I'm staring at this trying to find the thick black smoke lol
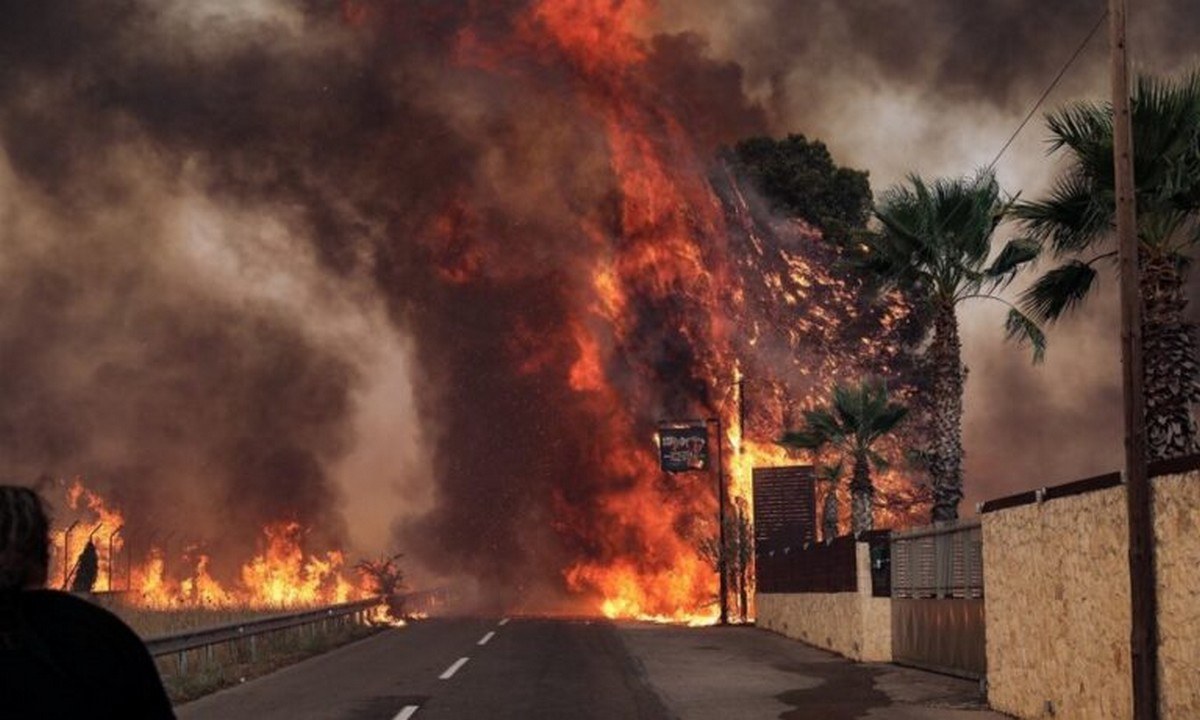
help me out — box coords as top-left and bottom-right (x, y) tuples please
(0, 0), (773, 604)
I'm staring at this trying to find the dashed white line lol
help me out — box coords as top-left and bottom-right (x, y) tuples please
(498, 618), (510, 626)
(477, 631), (495, 646)
(439, 656), (470, 680)
(393, 706), (419, 720)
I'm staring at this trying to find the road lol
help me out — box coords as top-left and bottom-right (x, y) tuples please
(177, 618), (1007, 720)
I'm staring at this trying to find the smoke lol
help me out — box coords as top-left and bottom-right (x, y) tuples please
(0, 0), (436, 576)
(656, 0), (1200, 504)
(6, 0), (1191, 607)
(0, 0), (772, 606)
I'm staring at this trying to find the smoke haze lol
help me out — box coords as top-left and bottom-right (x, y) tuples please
(2, 0), (1197, 605)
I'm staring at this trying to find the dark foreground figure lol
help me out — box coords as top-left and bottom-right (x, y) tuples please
(0, 485), (175, 719)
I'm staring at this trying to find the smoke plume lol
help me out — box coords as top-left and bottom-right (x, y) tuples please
(5, 0), (1195, 609)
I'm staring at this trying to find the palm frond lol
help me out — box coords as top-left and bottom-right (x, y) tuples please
(778, 429), (828, 450)
(1020, 260), (1099, 323)
(984, 238), (1041, 288)
(1004, 308), (1047, 364)
(1013, 171), (1110, 255)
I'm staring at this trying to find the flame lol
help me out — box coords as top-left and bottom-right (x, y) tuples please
(48, 479), (371, 610)
(417, 0), (928, 623)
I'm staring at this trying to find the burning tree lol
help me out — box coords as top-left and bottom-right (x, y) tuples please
(355, 553), (407, 621)
(778, 379), (909, 535)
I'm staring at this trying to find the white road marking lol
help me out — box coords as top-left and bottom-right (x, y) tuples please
(393, 706), (419, 720)
(498, 618), (510, 626)
(477, 631), (495, 646)
(439, 656), (470, 680)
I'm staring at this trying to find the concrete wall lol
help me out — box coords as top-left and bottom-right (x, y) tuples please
(982, 470), (1200, 719)
(756, 543), (891, 662)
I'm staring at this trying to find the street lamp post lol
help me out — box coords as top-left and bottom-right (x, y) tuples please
(706, 417), (729, 625)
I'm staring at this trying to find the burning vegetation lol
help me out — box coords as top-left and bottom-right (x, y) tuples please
(1, 0), (937, 625)
(49, 479), (369, 610)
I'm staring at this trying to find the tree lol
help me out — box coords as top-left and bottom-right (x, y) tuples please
(1015, 70), (1200, 460)
(779, 379), (909, 534)
(729, 134), (873, 248)
(356, 553), (407, 621)
(697, 503), (754, 623)
(867, 170), (1044, 521)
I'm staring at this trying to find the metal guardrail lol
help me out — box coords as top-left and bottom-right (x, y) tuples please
(145, 596), (383, 657)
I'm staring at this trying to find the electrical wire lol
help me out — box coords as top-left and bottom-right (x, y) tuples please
(988, 10), (1109, 170)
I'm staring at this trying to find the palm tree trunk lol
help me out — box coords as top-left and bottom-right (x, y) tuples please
(1141, 253), (1200, 460)
(822, 480), (839, 541)
(929, 303), (965, 521)
(850, 449), (874, 535)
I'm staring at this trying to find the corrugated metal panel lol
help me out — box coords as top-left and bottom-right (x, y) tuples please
(889, 520), (986, 679)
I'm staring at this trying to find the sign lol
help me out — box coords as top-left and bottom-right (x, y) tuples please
(657, 423), (709, 472)
(752, 465), (816, 552)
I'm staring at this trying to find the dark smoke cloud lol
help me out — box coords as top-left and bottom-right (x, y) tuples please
(0, 0), (771, 605)
(9, 0), (1185, 604)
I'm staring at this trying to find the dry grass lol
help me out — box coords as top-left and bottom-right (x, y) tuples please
(83, 595), (386, 704)
(91, 594), (318, 638)
(158, 621), (381, 704)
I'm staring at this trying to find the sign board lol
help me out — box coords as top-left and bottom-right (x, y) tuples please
(752, 465), (816, 552)
(657, 423), (709, 472)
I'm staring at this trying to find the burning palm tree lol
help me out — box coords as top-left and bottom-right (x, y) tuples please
(779, 379), (908, 534)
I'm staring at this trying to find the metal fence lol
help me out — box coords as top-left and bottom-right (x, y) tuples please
(891, 519), (983, 599)
(890, 520), (986, 680)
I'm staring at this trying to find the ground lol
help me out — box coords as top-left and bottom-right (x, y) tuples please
(176, 617), (1007, 720)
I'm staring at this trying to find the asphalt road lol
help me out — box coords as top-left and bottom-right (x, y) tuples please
(177, 618), (1005, 720)
(176, 617), (671, 720)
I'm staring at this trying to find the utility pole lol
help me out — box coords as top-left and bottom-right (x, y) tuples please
(1109, 1), (1159, 717)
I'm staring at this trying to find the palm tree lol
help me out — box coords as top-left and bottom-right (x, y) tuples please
(779, 379), (908, 534)
(1015, 71), (1200, 460)
(867, 169), (1044, 521)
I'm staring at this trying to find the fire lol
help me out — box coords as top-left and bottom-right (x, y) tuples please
(419, 0), (928, 623)
(47, 479), (371, 610)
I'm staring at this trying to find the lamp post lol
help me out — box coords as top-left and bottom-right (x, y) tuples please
(706, 416), (729, 626)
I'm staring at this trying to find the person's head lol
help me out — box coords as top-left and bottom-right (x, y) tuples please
(0, 486), (49, 591)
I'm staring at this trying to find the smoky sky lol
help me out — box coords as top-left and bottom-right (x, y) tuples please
(0, 0), (772, 604)
(659, 0), (1200, 505)
(4, 0), (1196, 603)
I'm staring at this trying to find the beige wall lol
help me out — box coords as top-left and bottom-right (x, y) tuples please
(756, 543), (891, 662)
(983, 470), (1200, 719)
(1154, 472), (1200, 720)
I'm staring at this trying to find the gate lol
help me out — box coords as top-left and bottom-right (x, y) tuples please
(890, 519), (986, 680)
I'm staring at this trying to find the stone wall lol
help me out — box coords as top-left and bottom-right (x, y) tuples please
(756, 543), (891, 662)
(982, 470), (1200, 719)
(1154, 472), (1200, 719)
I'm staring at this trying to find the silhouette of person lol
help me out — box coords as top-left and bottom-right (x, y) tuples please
(0, 485), (176, 719)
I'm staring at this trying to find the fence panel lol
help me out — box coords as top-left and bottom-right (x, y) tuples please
(756, 536), (857, 594)
(890, 520), (986, 679)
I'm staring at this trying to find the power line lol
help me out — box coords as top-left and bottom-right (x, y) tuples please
(988, 10), (1109, 170)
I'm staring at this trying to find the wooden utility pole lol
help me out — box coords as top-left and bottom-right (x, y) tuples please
(1109, 1), (1159, 717)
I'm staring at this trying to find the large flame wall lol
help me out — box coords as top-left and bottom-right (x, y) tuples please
(1, 1), (925, 621)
